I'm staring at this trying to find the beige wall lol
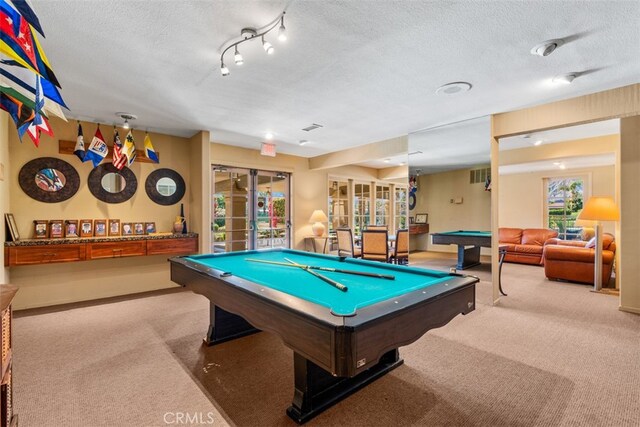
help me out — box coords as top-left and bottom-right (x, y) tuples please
(499, 166), (616, 234)
(412, 166), (491, 252)
(8, 117), (193, 309)
(1, 112), (9, 283)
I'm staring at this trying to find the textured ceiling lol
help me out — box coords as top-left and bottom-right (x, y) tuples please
(33, 0), (640, 159)
(499, 153), (616, 175)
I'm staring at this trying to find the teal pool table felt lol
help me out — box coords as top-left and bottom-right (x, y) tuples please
(185, 250), (452, 316)
(438, 230), (491, 237)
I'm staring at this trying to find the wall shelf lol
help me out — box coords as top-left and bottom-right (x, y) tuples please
(58, 140), (160, 163)
(4, 233), (197, 267)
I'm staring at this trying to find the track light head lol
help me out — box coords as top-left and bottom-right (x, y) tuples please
(221, 62), (230, 76)
(262, 36), (274, 54)
(234, 47), (243, 65)
(278, 17), (287, 42)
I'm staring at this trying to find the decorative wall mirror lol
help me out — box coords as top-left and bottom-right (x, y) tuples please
(145, 168), (185, 205)
(19, 157), (80, 203)
(88, 163), (137, 203)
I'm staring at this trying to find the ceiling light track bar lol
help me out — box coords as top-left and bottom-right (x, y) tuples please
(219, 11), (287, 76)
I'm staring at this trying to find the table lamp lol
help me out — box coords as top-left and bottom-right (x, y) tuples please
(576, 196), (620, 291)
(574, 217), (596, 241)
(309, 210), (329, 237)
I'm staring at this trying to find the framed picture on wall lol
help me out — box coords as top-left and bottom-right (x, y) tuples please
(122, 222), (134, 235)
(80, 219), (93, 237)
(415, 213), (428, 224)
(65, 220), (79, 238)
(33, 220), (48, 239)
(49, 220), (64, 238)
(109, 219), (121, 236)
(145, 222), (156, 234)
(409, 217), (415, 224)
(5, 213), (19, 242)
(133, 222), (145, 235)
(94, 219), (107, 237)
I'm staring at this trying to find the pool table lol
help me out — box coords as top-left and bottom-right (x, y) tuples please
(170, 249), (477, 424)
(431, 230), (492, 270)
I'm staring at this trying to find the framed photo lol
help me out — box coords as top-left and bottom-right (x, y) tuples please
(133, 222), (145, 235)
(409, 216), (415, 224)
(415, 213), (428, 224)
(5, 213), (19, 242)
(65, 220), (79, 238)
(94, 219), (107, 237)
(109, 219), (121, 236)
(80, 219), (93, 237)
(33, 220), (48, 239)
(122, 222), (134, 235)
(145, 222), (156, 234)
(49, 220), (64, 238)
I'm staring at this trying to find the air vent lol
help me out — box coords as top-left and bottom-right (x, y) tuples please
(408, 151), (423, 156)
(470, 167), (491, 184)
(302, 123), (324, 132)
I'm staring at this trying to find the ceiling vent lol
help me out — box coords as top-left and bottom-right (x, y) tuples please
(302, 123), (323, 132)
(470, 167), (491, 184)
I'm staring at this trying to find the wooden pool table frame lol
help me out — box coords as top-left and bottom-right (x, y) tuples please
(431, 231), (492, 270)
(170, 251), (477, 424)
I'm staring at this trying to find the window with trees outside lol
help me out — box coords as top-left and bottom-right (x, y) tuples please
(328, 179), (349, 234)
(354, 183), (371, 235)
(394, 186), (408, 230)
(545, 177), (584, 240)
(375, 184), (390, 226)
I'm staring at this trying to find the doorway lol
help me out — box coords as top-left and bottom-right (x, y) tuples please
(211, 166), (291, 253)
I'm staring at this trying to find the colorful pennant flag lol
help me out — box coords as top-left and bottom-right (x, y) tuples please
(84, 126), (108, 168)
(24, 74), (52, 146)
(74, 122), (85, 161)
(0, 90), (33, 139)
(123, 130), (137, 167)
(0, 1), (60, 87)
(112, 128), (126, 170)
(0, 59), (67, 108)
(143, 132), (159, 163)
(9, 0), (45, 37)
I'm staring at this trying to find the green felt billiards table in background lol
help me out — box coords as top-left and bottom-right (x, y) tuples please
(431, 230), (492, 270)
(170, 248), (478, 424)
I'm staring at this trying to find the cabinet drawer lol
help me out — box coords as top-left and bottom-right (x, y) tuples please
(87, 241), (146, 259)
(147, 237), (198, 256)
(8, 244), (85, 266)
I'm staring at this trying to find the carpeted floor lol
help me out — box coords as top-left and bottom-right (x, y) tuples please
(12, 254), (640, 426)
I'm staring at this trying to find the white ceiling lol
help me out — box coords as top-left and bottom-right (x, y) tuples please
(499, 119), (620, 150)
(33, 0), (640, 159)
(499, 153), (616, 175)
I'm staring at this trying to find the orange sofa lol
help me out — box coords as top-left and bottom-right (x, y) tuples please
(543, 234), (616, 285)
(499, 228), (559, 265)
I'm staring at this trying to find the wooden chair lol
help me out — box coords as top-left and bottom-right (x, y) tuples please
(361, 230), (389, 262)
(366, 225), (388, 231)
(336, 228), (361, 258)
(390, 229), (409, 265)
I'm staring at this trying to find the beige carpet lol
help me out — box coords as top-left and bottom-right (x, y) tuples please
(12, 255), (640, 426)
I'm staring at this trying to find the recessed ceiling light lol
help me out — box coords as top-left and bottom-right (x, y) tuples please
(265, 132), (274, 140)
(399, 162), (406, 166)
(553, 162), (562, 166)
(530, 39), (564, 57)
(534, 140), (543, 146)
(559, 164), (566, 170)
(383, 159), (391, 163)
(435, 82), (472, 95)
(552, 73), (577, 85)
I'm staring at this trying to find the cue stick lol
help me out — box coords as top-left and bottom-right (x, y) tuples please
(244, 258), (395, 280)
(283, 257), (348, 292)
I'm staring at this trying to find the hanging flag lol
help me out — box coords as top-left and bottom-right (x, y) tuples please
(112, 128), (126, 170)
(74, 122), (85, 161)
(9, 0), (45, 37)
(0, 2), (60, 87)
(25, 74), (52, 146)
(0, 59), (67, 108)
(0, 91), (32, 139)
(84, 126), (108, 168)
(123, 130), (137, 167)
(143, 132), (159, 163)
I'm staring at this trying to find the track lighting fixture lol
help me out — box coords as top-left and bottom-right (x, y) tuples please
(116, 113), (137, 129)
(219, 11), (287, 76)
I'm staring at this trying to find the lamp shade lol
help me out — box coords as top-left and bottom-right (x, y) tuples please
(577, 197), (620, 221)
(574, 217), (596, 227)
(309, 210), (328, 223)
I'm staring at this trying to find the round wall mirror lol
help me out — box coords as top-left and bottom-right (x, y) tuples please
(156, 177), (177, 196)
(19, 158), (79, 203)
(35, 168), (67, 192)
(145, 169), (185, 205)
(88, 163), (137, 203)
(101, 173), (127, 194)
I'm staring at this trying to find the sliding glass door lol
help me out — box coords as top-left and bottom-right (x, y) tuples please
(212, 166), (290, 253)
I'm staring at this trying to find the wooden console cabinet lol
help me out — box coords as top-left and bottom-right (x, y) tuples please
(1, 284), (18, 427)
(409, 224), (429, 235)
(4, 234), (198, 267)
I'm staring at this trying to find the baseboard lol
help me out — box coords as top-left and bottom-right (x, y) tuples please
(619, 305), (640, 315)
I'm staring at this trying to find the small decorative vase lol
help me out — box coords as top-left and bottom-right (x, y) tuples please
(173, 216), (183, 233)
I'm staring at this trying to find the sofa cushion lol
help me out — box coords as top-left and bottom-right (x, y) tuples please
(585, 233), (615, 250)
(501, 243), (517, 253)
(522, 229), (559, 246)
(514, 244), (543, 255)
(499, 228), (523, 244)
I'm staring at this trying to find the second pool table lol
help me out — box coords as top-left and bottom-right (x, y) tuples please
(170, 249), (477, 423)
(431, 230), (492, 270)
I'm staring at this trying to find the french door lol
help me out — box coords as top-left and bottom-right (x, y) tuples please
(211, 166), (291, 253)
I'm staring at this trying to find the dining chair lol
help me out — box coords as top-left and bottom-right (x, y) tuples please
(366, 225), (388, 231)
(390, 229), (409, 265)
(336, 228), (361, 258)
(361, 230), (389, 262)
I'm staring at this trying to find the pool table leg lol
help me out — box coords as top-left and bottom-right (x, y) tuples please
(457, 245), (481, 270)
(203, 303), (260, 346)
(287, 349), (403, 424)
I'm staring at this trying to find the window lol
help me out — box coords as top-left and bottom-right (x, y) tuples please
(545, 177), (584, 240)
(328, 179), (349, 233)
(394, 186), (408, 230)
(353, 183), (371, 235)
(375, 184), (390, 226)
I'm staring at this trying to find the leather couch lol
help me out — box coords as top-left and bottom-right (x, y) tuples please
(543, 234), (616, 285)
(499, 228), (559, 265)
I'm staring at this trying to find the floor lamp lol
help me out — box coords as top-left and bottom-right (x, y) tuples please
(576, 197), (620, 292)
